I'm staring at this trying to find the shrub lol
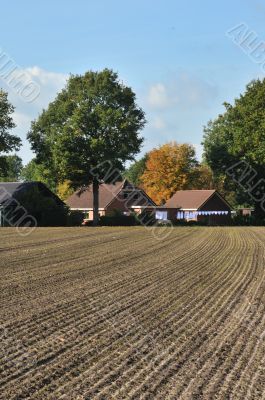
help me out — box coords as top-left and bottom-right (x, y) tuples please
(67, 210), (84, 226)
(231, 214), (265, 226)
(41, 206), (68, 227)
(100, 209), (138, 226)
(173, 219), (208, 226)
(135, 210), (156, 226)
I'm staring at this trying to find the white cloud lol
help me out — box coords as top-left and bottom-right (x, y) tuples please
(8, 66), (68, 111)
(147, 83), (171, 109)
(147, 72), (217, 110)
(0, 66), (69, 163)
(27, 66), (67, 85)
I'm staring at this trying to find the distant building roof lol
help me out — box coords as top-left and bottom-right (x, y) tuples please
(0, 181), (64, 206)
(66, 180), (156, 209)
(165, 189), (230, 210)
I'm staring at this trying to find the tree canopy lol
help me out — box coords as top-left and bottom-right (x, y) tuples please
(202, 78), (265, 213)
(123, 154), (148, 186)
(21, 159), (57, 192)
(27, 69), (146, 224)
(189, 164), (214, 191)
(140, 142), (198, 205)
(0, 90), (21, 175)
(0, 154), (23, 181)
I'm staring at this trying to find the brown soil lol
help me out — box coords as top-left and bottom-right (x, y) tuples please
(0, 227), (264, 399)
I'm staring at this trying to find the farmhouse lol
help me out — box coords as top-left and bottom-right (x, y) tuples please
(0, 181), (65, 227)
(66, 179), (157, 220)
(165, 189), (232, 224)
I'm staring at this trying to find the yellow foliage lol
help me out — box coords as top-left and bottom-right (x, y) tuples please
(140, 142), (198, 205)
(57, 180), (74, 201)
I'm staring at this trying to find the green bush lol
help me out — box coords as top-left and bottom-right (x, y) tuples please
(67, 210), (84, 226)
(173, 219), (208, 226)
(100, 209), (138, 226)
(41, 206), (68, 227)
(231, 214), (265, 226)
(135, 210), (156, 226)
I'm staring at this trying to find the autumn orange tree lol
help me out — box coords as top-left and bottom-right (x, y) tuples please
(140, 142), (212, 204)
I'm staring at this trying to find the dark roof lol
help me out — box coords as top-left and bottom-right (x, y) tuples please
(0, 182), (65, 206)
(165, 190), (226, 210)
(66, 180), (156, 209)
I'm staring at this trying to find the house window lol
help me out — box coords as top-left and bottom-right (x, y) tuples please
(133, 194), (138, 200)
(123, 192), (129, 199)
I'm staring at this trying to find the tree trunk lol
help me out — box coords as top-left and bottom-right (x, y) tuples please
(93, 179), (99, 226)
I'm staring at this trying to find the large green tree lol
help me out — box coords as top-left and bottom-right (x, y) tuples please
(27, 69), (146, 225)
(0, 90), (21, 175)
(203, 79), (265, 214)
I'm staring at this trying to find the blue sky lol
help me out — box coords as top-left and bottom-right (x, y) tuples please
(1, 0), (265, 164)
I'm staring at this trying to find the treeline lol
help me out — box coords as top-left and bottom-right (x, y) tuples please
(129, 78), (265, 214)
(1, 73), (265, 220)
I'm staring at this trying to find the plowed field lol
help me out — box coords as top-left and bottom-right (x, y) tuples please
(0, 227), (265, 399)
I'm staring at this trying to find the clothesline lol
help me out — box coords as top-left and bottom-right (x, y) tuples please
(177, 211), (229, 219)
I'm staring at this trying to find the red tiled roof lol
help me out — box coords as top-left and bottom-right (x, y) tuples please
(66, 180), (156, 209)
(66, 181), (124, 209)
(165, 190), (216, 210)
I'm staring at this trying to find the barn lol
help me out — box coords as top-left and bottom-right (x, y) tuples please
(165, 189), (232, 225)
